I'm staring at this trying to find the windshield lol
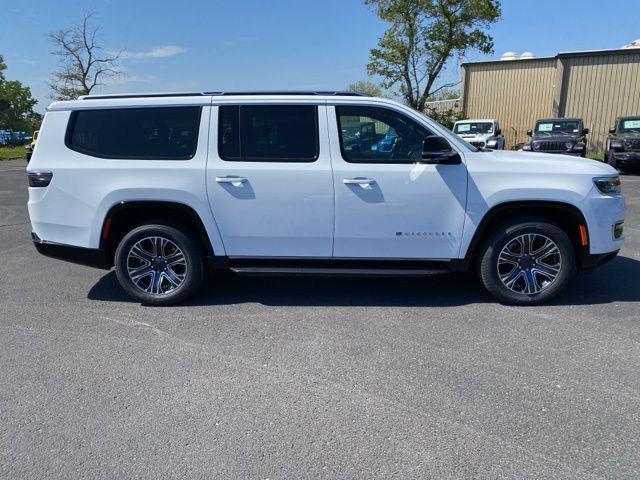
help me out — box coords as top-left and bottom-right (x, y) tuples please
(535, 120), (580, 134)
(620, 119), (640, 133)
(454, 122), (493, 134)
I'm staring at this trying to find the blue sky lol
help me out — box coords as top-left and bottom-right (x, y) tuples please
(1, 0), (639, 112)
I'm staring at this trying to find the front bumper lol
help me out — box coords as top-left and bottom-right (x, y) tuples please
(578, 250), (619, 274)
(534, 151), (584, 156)
(32, 232), (110, 269)
(613, 151), (640, 167)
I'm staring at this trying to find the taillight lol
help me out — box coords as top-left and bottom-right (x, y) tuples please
(28, 171), (53, 187)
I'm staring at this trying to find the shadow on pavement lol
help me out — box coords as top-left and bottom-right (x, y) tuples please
(88, 255), (640, 307)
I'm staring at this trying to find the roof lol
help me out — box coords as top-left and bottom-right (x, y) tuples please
(462, 47), (640, 67)
(536, 118), (582, 122)
(46, 91), (398, 112)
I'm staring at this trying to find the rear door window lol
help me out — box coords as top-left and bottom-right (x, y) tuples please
(218, 105), (318, 162)
(66, 106), (202, 159)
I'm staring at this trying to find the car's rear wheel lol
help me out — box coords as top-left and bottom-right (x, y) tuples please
(115, 223), (204, 305)
(478, 219), (575, 305)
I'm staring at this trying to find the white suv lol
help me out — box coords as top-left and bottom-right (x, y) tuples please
(453, 119), (505, 150)
(27, 91), (625, 305)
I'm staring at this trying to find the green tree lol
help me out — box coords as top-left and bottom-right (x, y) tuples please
(0, 55), (38, 131)
(0, 79), (38, 131)
(347, 80), (384, 97)
(0, 54), (6, 79)
(425, 104), (464, 129)
(48, 12), (124, 100)
(428, 87), (460, 101)
(424, 87), (464, 128)
(365, 0), (500, 111)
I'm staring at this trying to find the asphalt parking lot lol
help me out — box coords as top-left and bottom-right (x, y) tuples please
(1, 160), (640, 479)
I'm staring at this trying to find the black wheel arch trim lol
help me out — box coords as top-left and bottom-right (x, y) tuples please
(464, 200), (591, 267)
(100, 200), (215, 264)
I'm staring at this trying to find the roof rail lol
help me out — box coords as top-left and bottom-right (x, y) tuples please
(79, 92), (206, 100)
(80, 90), (370, 100)
(205, 91), (370, 97)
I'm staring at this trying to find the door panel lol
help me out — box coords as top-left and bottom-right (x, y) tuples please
(206, 104), (334, 257)
(329, 105), (468, 259)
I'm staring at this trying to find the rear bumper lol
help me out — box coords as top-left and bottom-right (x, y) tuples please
(32, 232), (110, 269)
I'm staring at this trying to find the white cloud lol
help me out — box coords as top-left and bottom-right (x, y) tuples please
(123, 46), (186, 59)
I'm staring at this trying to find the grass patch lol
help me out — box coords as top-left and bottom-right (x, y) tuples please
(0, 145), (26, 160)
(586, 151), (604, 161)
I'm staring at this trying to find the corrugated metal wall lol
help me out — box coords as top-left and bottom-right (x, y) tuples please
(462, 58), (557, 147)
(460, 49), (640, 152)
(560, 52), (640, 152)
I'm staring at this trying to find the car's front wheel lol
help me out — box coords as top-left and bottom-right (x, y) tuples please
(478, 219), (576, 305)
(114, 223), (205, 305)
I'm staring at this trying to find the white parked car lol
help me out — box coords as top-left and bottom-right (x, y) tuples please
(453, 119), (505, 150)
(27, 91), (625, 305)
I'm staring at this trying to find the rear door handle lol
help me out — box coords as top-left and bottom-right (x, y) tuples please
(216, 176), (247, 186)
(343, 177), (376, 187)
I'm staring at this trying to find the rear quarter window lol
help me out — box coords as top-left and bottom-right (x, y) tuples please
(65, 106), (202, 160)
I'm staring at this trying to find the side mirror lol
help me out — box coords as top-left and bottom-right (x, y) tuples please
(609, 127), (616, 135)
(422, 136), (461, 164)
(582, 128), (589, 135)
(526, 129), (533, 137)
(495, 128), (502, 135)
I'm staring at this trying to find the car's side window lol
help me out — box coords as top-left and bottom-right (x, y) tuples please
(336, 106), (433, 163)
(66, 107), (202, 160)
(219, 105), (319, 162)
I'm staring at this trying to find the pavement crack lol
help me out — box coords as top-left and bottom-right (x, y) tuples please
(0, 221), (29, 228)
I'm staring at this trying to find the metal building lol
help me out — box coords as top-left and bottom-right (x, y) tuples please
(438, 48), (640, 152)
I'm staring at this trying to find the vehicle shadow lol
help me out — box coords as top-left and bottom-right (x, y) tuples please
(87, 255), (640, 307)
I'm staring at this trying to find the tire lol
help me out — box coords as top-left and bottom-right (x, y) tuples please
(605, 150), (617, 169)
(477, 218), (576, 305)
(114, 223), (205, 305)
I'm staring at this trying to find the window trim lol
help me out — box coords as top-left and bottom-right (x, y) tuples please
(218, 104), (320, 163)
(64, 106), (203, 160)
(335, 105), (435, 165)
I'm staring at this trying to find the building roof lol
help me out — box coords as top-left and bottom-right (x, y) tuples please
(461, 47), (640, 67)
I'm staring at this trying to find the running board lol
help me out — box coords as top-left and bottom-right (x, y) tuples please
(229, 266), (451, 277)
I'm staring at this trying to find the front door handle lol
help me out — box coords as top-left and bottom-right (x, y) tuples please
(216, 176), (247, 187)
(343, 177), (376, 187)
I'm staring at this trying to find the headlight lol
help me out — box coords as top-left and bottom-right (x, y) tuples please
(565, 142), (574, 150)
(486, 140), (498, 148)
(522, 144), (532, 151)
(533, 143), (541, 151)
(610, 139), (623, 150)
(593, 176), (621, 195)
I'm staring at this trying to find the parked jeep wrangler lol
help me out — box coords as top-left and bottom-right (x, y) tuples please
(605, 116), (640, 172)
(523, 118), (588, 157)
(453, 119), (505, 150)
